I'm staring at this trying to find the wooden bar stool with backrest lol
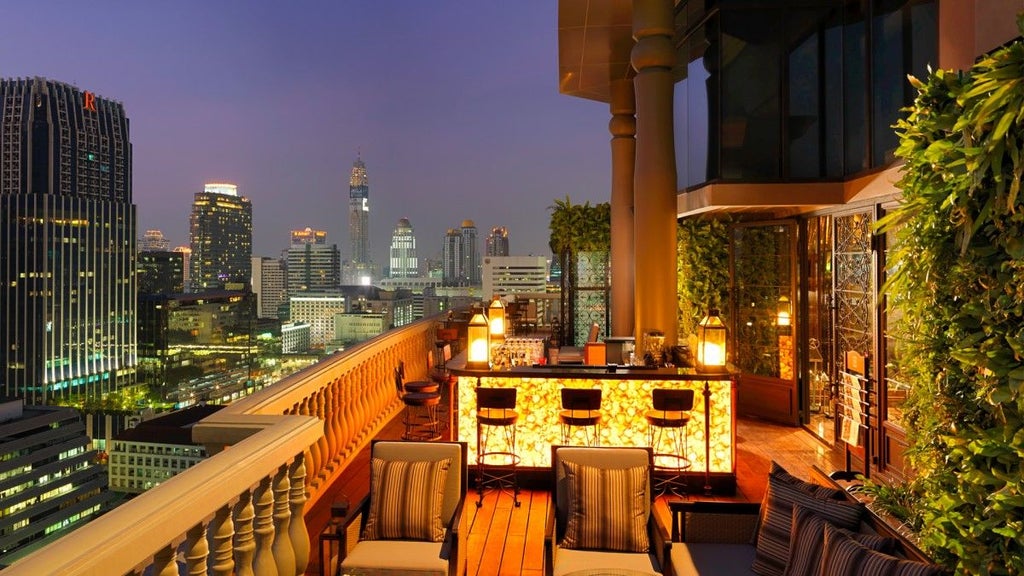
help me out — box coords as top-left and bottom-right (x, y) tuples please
(395, 366), (441, 441)
(474, 387), (521, 508)
(558, 388), (603, 446)
(646, 388), (695, 496)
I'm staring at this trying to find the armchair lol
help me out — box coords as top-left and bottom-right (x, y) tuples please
(335, 440), (468, 576)
(545, 445), (670, 576)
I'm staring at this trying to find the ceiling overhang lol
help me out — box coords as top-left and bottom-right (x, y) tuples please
(677, 165), (906, 219)
(558, 0), (635, 103)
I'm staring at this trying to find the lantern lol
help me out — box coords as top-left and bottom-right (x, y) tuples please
(776, 295), (792, 327)
(466, 312), (491, 370)
(488, 296), (506, 343)
(697, 308), (727, 373)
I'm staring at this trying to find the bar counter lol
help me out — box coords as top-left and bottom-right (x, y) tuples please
(449, 359), (738, 492)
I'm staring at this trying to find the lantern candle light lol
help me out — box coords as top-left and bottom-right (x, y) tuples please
(466, 311), (491, 370)
(697, 308), (727, 373)
(488, 296), (506, 343)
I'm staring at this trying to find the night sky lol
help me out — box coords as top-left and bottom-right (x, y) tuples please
(2, 1), (612, 264)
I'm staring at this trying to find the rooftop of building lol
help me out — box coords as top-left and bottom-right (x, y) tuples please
(114, 405), (224, 445)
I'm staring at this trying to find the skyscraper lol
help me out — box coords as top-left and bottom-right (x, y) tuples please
(348, 155), (370, 266)
(460, 219), (480, 285)
(0, 77), (136, 403)
(388, 217), (418, 279)
(188, 183), (252, 292)
(442, 228), (463, 286)
(486, 226), (510, 256)
(287, 228), (340, 293)
(140, 229), (170, 251)
(251, 256), (287, 319)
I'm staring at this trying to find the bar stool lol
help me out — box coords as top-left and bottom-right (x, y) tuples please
(646, 388), (694, 496)
(558, 388), (603, 446)
(395, 367), (441, 441)
(397, 360), (439, 394)
(475, 387), (520, 507)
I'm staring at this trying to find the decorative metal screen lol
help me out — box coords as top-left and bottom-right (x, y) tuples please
(559, 251), (609, 347)
(833, 211), (873, 371)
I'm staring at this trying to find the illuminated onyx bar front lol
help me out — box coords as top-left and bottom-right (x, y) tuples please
(452, 365), (736, 480)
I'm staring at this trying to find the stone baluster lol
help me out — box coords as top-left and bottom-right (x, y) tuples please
(233, 490), (256, 576)
(185, 523), (209, 575)
(332, 377), (350, 461)
(323, 386), (338, 468)
(304, 394), (323, 485)
(252, 476), (276, 576)
(288, 455), (311, 574)
(271, 465), (296, 576)
(153, 544), (179, 576)
(208, 503), (235, 576)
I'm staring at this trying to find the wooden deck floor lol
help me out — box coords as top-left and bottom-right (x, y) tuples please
(306, 414), (845, 576)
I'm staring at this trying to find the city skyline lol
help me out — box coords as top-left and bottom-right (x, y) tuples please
(1, 2), (612, 264)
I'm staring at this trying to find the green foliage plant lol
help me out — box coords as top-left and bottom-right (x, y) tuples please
(878, 15), (1024, 574)
(677, 216), (730, 342)
(548, 195), (611, 255)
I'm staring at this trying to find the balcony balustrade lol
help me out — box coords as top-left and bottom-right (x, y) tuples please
(4, 316), (443, 576)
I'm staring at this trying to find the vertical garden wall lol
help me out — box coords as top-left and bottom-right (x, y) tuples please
(880, 18), (1024, 575)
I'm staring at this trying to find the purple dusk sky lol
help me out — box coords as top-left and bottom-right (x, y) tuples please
(2, 2), (613, 264)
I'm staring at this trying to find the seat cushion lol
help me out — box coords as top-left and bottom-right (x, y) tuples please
(671, 542), (757, 576)
(340, 539), (447, 575)
(751, 462), (863, 576)
(560, 460), (649, 552)
(553, 547), (661, 576)
(363, 457), (451, 542)
(820, 524), (944, 576)
(783, 504), (897, 576)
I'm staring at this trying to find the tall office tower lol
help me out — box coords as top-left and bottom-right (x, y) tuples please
(138, 251), (185, 295)
(388, 217), (418, 279)
(0, 78), (136, 404)
(140, 229), (170, 251)
(251, 256), (287, 319)
(486, 226), (510, 256)
(348, 155), (370, 266)
(188, 183), (252, 292)
(287, 237), (340, 294)
(173, 246), (192, 292)
(442, 228), (463, 286)
(460, 220), (481, 285)
(291, 226), (327, 245)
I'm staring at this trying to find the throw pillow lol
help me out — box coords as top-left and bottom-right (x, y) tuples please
(751, 463), (864, 576)
(820, 523), (943, 576)
(784, 504), (897, 576)
(362, 456), (451, 542)
(560, 460), (650, 552)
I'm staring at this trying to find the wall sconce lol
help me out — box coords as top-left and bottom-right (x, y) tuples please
(488, 295), (506, 343)
(466, 311), (491, 370)
(697, 308), (727, 373)
(776, 295), (792, 327)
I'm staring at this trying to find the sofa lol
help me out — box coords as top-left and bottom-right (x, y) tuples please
(668, 463), (944, 576)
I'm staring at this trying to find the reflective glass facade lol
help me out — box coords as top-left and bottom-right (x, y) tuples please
(673, 0), (936, 188)
(0, 78), (136, 403)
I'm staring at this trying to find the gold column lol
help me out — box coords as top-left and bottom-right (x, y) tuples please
(609, 78), (636, 337)
(631, 0), (678, 346)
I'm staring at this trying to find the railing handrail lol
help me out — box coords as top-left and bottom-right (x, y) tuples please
(5, 415), (321, 576)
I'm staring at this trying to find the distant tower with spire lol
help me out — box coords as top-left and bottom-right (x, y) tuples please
(348, 154), (370, 267)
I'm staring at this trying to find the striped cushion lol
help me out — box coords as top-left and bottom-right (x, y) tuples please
(363, 457), (451, 542)
(751, 463), (864, 576)
(783, 504), (896, 576)
(560, 461), (650, 552)
(821, 523), (943, 576)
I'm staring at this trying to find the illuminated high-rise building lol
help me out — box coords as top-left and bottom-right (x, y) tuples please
(460, 220), (480, 285)
(140, 229), (170, 251)
(291, 226), (327, 245)
(188, 183), (252, 292)
(0, 77), (136, 403)
(348, 155), (370, 266)
(388, 217), (418, 279)
(442, 228), (463, 286)
(486, 226), (510, 256)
